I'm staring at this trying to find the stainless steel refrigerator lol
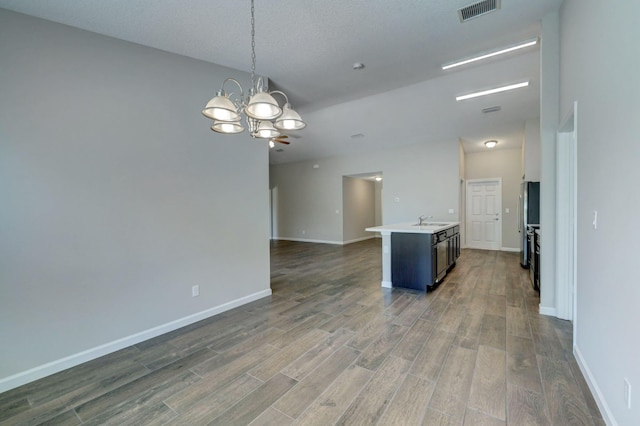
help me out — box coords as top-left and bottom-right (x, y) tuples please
(519, 181), (540, 267)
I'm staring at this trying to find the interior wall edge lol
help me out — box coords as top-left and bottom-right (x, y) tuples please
(0, 289), (272, 394)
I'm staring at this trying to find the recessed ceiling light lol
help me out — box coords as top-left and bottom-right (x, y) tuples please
(484, 140), (498, 148)
(456, 81), (529, 101)
(442, 38), (538, 70)
(353, 62), (365, 70)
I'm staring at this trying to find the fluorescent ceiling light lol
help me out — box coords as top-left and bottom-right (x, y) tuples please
(456, 81), (529, 101)
(442, 38), (538, 70)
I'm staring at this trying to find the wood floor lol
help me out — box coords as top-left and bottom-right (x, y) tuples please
(0, 239), (603, 425)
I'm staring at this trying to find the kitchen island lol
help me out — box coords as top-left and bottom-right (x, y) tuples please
(366, 222), (460, 291)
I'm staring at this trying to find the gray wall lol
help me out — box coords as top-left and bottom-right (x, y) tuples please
(464, 149), (522, 250)
(342, 177), (375, 243)
(374, 180), (383, 227)
(0, 9), (270, 389)
(270, 141), (460, 243)
(539, 10), (560, 314)
(559, 1), (640, 424)
(523, 117), (541, 181)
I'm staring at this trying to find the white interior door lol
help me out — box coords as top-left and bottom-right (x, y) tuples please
(466, 179), (502, 250)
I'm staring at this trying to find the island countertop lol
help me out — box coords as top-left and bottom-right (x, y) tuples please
(366, 221), (460, 234)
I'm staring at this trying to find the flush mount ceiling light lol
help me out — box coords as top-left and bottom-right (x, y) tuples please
(442, 38), (537, 70)
(456, 81), (529, 101)
(375, 176), (383, 181)
(484, 140), (498, 148)
(202, 0), (306, 140)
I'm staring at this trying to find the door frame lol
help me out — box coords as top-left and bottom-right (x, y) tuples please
(465, 178), (503, 250)
(556, 102), (578, 328)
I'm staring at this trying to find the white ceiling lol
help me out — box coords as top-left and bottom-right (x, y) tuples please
(0, 0), (563, 163)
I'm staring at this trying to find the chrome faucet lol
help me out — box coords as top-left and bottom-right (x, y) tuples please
(418, 215), (433, 226)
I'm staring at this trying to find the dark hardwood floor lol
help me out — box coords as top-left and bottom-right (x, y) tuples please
(0, 238), (603, 425)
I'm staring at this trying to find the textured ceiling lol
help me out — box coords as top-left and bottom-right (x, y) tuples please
(0, 0), (563, 162)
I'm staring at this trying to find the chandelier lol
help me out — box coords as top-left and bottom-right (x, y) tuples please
(202, 0), (306, 139)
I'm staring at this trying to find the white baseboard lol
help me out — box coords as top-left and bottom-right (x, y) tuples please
(0, 289), (272, 393)
(501, 247), (520, 252)
(342, 236), (375, 245)
(381, 281), (392, 288)
(574, 345), (616, 425)
(274, 236), (375, 246)
(272, 237), (343, 245)
(538, 304), (557, 316)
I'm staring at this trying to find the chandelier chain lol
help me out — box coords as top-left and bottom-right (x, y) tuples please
(250, 0), (256, 91)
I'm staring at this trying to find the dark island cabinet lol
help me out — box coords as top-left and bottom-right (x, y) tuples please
(391, 225), (460, 292)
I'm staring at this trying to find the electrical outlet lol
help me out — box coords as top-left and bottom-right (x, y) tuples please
(192, 285), (199, 297)
(625, 378), (631, 409)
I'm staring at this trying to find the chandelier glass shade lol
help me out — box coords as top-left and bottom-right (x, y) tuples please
(202, 0), (306, 139)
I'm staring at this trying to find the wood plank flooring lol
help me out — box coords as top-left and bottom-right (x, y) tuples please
(0, 239), (604, 425)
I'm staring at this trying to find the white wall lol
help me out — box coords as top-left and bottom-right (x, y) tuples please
(342, 177), (375, 243)
(464, 149), (522, 250)
(0, 10), (270, 391)
(559, 1), (640, 424)
(270, 140), (460, 243)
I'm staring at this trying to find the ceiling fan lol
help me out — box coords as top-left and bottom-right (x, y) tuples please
(269, 135), (290, 148)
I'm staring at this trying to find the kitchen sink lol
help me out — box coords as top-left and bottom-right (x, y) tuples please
(413, 222), (448, 226)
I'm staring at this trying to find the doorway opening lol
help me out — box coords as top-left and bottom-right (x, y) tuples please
(342, 172), (382, 244)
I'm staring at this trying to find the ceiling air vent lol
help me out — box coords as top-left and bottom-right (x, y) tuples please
(458, 0), (501, 23)
(482, 105), (502, 113)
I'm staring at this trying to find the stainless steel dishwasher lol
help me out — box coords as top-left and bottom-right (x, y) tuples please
(435, 230), (449, 283)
